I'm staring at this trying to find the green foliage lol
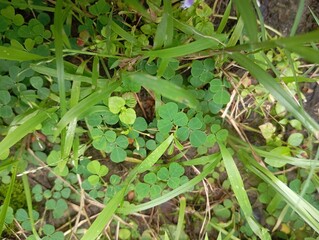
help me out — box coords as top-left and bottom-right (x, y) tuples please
(15, 208), (39, 232)
(135, 162), (188, 200)
(87, 160), (109, 185)
(0, 179), (26, 210)
(41, 225), (64, 240)
(0, 0), (318, 239)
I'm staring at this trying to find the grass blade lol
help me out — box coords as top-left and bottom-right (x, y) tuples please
(153, 0), (173, 49)
(228, 135), (319, 169)
(54, 81), (120, 138)
(22, 174), (40, 238)
(227, 17), (244, 47)
(135, 134), (174, 173)
(226, 29), (319, 52)
(81, 188), (126, 240)
(175, 197), (186, 240)
(123, 0), (149, 20)
(218, 142), (271, 239)
(122, 72), (199, 109)
(111, 21), (137, 44)
(118, 155), (220, 214)
(0, 46), (46, 61)
(232, 0), (258, 42)
(285, 45), (319, 64)
(91, 56), (99, 90)
(240, 152), (319, 234)
(53, 0), (66, 116)
(229, 53), (319, 139)
(81, 134), (174, 240)
(143, 38), (223, 58)
(309, 7), (319, 25)
(0, 108), (56, 156)
(216, 0), (232, 34)
(290, 0), (305, 36)
(0, 163), (17, 236)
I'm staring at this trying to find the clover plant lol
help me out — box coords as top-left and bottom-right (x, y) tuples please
(15, 208), (39, 232)
(135, 162), (188, 200)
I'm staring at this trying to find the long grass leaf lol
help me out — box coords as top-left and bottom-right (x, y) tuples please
(81, 187), (126, 240)
(92, 56), (99, 90)
(240, 152), (319, 234)
(111, 21), (137, 44)
(227, 17), (244, 47)
(219, 142), (271, 239)
(226, 29), (319, 52)
(175, 197), (186, 240)
(0, 46), (46, 61)
(216, 0), (232, 34)
(253, 0), (267, 41)
(285, 45), (319, 64)
(173, 17), (227, 42)
(54, 81), (120, 138)
(118, 156), (220, 214)
(82, 134), (174, 240)
(123, 0), (149, 19)
(232, 0), (258, 42)
(229, 53), (319, 139)
(153, 0), (173, 49)
(135, 134), (174, 173)
(0, 163), (17, 236)
(308, 7), (319, 25)
(290, 0), (305, 36)
(0, 108), (56, 156)
(143, 38), (223, 58)
(122, 72), (199, 109)
(22, 174), (40, 238)
(228, 135), (319, 168)
(54, 0), (66, 116)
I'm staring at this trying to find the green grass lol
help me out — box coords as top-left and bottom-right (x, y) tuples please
(0, 0), (318, 239)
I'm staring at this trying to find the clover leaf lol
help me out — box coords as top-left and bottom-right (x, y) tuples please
(109, 96), (136, 125)
(87, 160), (109, 185)
(158, 102), (178, 121)
(109, 96), (125, 114)
(169, 162), (185, 177)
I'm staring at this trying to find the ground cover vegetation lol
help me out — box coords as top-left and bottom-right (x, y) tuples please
(0, 0), (318, 239)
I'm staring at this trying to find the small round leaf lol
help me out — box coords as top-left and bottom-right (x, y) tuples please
(110, 147), (127, 163)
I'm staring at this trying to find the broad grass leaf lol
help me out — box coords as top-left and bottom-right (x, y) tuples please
(123, 73), (199, 109)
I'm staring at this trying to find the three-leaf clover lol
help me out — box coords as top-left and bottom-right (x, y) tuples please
(135, 162), (188, 200)
(87, 160), (109, 185)
(42, 224), (64, 240)
(157, 102), (188, 134)
(108, 96), (136, 125)
(15, 208), (39, 231)
(190, 59), (215, 87)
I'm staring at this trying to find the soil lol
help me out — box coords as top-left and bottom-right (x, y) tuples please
(260, 0), (319, 35)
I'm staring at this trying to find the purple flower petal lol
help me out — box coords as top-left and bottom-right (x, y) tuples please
(181, 0), (194, 9)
